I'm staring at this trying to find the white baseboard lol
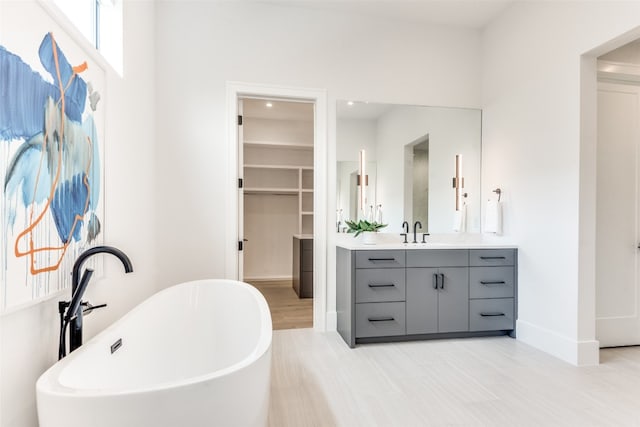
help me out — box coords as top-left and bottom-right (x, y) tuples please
(243, 276), (292, 282)
(516, 319), (600, 366)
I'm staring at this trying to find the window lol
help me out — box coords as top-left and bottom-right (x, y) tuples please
(53, 0), (123, 75)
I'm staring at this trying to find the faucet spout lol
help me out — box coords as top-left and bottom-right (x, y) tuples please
(413, 221), (422, 243)
(60, 246), (133, 358)
(71, 246), (133, 296)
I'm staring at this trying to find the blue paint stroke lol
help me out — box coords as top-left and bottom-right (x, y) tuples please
(37, 34), (86, 122)
(50, 173), (87, 244)
(2, 33), (101, 250)
(0, 33), (86, 141)
(4, 134), (51, 206)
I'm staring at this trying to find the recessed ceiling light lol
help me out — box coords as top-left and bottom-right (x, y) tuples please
(347, 101), (354, 106)
(266, 102), (273, 108)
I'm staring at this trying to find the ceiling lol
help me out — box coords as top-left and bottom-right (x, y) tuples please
(264, 0), (515, 29)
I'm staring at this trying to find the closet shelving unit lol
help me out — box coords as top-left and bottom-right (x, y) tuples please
(243, 140), (314, 235)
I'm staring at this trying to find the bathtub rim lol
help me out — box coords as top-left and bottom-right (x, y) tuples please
(36, 279), (273, 398)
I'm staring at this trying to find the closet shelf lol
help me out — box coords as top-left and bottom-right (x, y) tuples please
(301, 211), (314, 215)
(244, 164), (313, 170)
(244, 188), (299, 195)
(244, 140), (313, 150)
(301, 189), (314, 193)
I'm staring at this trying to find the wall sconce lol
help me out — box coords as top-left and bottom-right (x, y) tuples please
(452, 154), (465, 211)
(358, 149), (368, 210)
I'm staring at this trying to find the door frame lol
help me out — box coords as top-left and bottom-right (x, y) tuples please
(594, 78), (640, 347)
(579, 27), (640, 365)
(225, 81), (328, 331)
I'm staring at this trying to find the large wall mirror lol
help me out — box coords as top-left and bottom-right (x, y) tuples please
(336, 100), (482, 234)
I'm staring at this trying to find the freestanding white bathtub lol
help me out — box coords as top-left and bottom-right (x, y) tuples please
(36, 279), (272, 427)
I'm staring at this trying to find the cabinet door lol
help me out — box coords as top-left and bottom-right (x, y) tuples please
(406, 268), (438, 335)
(438, 267), (469, 333)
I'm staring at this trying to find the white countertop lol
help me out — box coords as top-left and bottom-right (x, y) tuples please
(335, 233), (517, 250)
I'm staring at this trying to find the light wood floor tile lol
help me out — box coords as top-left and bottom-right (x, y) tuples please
(268, 329), (640, 427)
(249, 280), (312, 330)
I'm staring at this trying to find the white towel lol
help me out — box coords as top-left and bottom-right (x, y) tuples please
(485, 200), (502, 234)
(453, 205), (467, 233)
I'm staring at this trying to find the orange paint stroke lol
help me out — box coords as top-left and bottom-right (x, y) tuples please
(72, 62), (88, 73)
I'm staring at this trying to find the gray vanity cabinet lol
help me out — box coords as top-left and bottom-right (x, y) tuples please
(336, 246), (517, 348)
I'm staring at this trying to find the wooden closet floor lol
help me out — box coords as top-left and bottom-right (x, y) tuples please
(249, 280), (313, 330)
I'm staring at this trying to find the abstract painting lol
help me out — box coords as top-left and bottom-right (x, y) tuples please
(1, 27), (105, 310)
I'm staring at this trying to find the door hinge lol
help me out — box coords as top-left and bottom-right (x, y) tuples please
(238, 240), (243, 251)
(238, 178), (243, 189)
(238, 115), (243, 126)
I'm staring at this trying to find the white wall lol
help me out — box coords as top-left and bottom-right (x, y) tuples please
(482, 1), (640, 365)
(0, 2), (157, 426)
(154, 1), (482, 325)
(243, 117), (314, 145)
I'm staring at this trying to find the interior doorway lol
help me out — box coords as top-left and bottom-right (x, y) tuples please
(595, 40), (640, 347)
(226, 82), (328, 332)
(238, 97), (315, 330)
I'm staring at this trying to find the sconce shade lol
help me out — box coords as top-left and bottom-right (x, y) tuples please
(454, 154), (463, 211)
(359, 149), (367, 209)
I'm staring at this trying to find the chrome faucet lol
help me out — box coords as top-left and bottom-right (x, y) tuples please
(413, 221), (422, 243)
(58, 246), (133, 359)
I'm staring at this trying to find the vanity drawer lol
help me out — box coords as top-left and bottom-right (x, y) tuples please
(469, 298), (514, 331)
(469, 249), (515, 267)
(356, 250), (405, 269)
(406, 250), (468, 268)
(469, 267), (515, 299)
(355, 269), (405, 303)
(355, 302), (406, 338)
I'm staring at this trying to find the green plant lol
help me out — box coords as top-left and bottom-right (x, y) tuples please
(344, 220), (387, 237)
